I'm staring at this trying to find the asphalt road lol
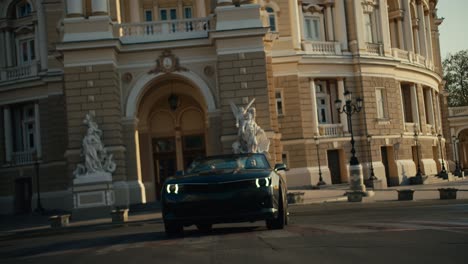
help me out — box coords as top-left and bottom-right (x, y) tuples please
(1, 200), (468, 264)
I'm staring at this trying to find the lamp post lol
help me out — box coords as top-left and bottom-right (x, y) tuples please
(437, 134), (448, 179)
(33, 152), (44, 214)
(314, 136), (326, 186)
(367, 135), (378, 183)
(413, 124), (423, 183)
(335, 90), (366, 192)
(453, 136), (462, 177)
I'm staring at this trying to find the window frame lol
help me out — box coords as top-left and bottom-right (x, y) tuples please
(375, 87), (388, 120)
(16, 35), (36, 65)
(275, 89), (284, 116)
(303, 13), (325, 41)
(16, 1), (32, 18)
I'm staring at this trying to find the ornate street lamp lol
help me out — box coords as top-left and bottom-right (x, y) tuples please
(314, 136), (326, 186)
(453, 136), (462, 177)
(367, 135), (378, 182)
(335, 90), (365, 192)
(437, 134), (448, 179)
(413, 124), (423, 183)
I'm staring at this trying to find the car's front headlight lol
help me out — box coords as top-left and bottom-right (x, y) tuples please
(255, 177), (272, 188)
(166, 184), (179, 194)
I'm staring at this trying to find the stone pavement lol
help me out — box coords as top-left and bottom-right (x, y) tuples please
(1, 178), (468, 240)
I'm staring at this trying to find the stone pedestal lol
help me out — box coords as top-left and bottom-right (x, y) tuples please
(72, 173), (114, 220)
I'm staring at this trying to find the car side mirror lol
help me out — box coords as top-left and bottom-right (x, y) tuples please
(274, 163), (287, 172)
(175, 170), (185, 177)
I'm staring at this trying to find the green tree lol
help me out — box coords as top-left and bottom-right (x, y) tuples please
(443, 50), (468, 106)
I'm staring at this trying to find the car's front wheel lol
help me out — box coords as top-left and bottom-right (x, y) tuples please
(266, 189), (286, 230)
(164, 221), (183, 236)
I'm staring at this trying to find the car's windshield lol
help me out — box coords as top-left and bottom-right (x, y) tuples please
(187, 154), (270, 173)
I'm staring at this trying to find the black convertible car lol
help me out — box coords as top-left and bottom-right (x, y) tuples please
(162, 153), (288, 236)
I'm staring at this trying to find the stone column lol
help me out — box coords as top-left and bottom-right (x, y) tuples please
(130, 0), (141, 22)
(36, 0), (48, 72)
(91, 0), (109, 16)
(397, 18), (405, 49)
(337, 78), (348, 133)
(122, 118), (146, 205)
(289, 0), (301, 50)
(66, 0), (83, 17)
(325, 4), (334, 41)
(411, 84), (420, 127)
(402, 0), (414, 52)
(0, 31), (4, 68)
(426, 89), (435, 126)
(413, 24), (420, 54)
(5, 31), (13, 67)
(177, 0), (183, 20)
(378, 0), (391, 55)
(353, 0), (366, 52)
(3, 106), (12, 163)
(309, 79), (320, 136)
(334, 0), (348, 51)
(34, 103), (42, 158)
(389, 20), (397, 48)
(417, 2), (427, 57)
(196, 0), (206, 17)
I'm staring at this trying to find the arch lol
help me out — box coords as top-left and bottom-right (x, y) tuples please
(126, 71), (216, 119)
(455, 126), (468, 137)
(1, 0), (35, 19)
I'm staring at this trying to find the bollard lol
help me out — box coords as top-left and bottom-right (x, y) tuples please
(397, 189), (415, 201)
(438, 188), (458, 200)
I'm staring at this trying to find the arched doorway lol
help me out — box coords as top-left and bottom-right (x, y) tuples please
(137, 77), (208, 200)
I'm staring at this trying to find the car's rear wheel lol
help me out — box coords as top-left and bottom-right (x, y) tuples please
(164, 221), (183, 236)
(266, 188), (286, 230)
(196, 223), (213, 233)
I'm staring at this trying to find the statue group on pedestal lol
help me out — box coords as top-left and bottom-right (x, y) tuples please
(230, 98), (270, 154)
(73, 113), (116, 178)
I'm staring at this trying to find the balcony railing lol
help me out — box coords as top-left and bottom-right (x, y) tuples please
(366, 42), (383, 56)
(319, 124), (343, 137)
(392, 48), (410, 61)
(302, 41), (342, 55)
(11, 150), (35, 165)
(0, 61), (39, 83)
(114, 17), (212, 43)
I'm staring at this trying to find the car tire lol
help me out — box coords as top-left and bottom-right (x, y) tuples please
(196, 223), (213, 233)
(164, 221), (183, 237)
(266, 188), (286, 230)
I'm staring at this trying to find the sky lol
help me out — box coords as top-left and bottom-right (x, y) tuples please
(437, 0), (468, 59)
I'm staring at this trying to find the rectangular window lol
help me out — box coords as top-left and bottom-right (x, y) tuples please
(10, 104), (37, 152)
(18, 39), (35, 64)
(304, 17), (321, 41)
(401, 85), (413, 123)
(184, 7), (193, 31)
(145, 10), (153, 21)
(375, 88), (387, 119)
(364, 13), (374, 43)
(275, 90), (284, 116)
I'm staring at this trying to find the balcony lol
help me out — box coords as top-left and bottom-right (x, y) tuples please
(319, 124), (343, 137)
(302, 41), (342, 55)
(0, 61), (39, 84)
(11, 150), (35, 166)
(366, 42), (383, 56)
(114, 17), (212, 44)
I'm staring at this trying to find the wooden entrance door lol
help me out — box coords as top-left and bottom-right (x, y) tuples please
(327, 150), (342, 184)
(15, 178), (32, 214)
(153, 137), (177, 200)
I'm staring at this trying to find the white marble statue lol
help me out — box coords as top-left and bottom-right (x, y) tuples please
(230, 99), (270, 154)
(73, 113), (116, 178)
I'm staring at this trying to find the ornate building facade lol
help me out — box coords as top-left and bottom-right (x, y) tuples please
(0, 0), (449, 214)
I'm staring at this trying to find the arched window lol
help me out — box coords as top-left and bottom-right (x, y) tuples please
(16, 1), (32, 18)
(266, 7), (277, 32)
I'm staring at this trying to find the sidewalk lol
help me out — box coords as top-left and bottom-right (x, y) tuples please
(1, 178), (468, 240)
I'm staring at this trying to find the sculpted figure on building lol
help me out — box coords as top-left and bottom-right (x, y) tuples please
(73, 113), (116, 178)
(230, 99), (270, 154)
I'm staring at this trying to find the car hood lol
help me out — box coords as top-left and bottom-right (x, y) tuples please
(165, 170), (272, 185)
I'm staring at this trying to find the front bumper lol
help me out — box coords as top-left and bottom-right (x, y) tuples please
(162, 186), (278, 225)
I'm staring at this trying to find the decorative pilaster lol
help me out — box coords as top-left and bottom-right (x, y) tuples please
(411, 84), (420, 127)
(310, 79), (320, 136)
(196, 0), (206, 17)
(4, 31), (13, 67)
(402, 0), (414, 52)
(36, 0), (48, 72)
(325, 4), (334, 41)
(378, 0), (391, 55)
(334, 0), (348, 51)
(130, 0), (141, 22)
(417, 2), (427, 57)
(397, 18), (405, 49)
(424, 12), (434, 64)
(337, 78), (348, 133)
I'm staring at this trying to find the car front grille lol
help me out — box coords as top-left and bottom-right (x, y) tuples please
(181, 180), (256, 193)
